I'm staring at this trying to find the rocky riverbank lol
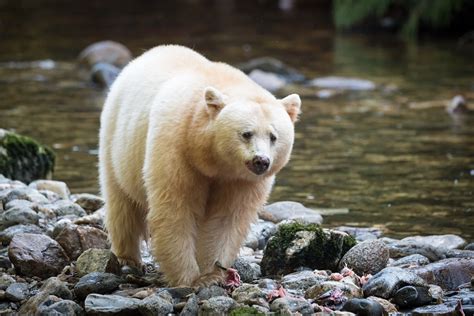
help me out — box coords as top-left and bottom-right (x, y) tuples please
(0, 175), (473, 315)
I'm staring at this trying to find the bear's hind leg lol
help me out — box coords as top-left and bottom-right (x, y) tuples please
(104, 176), (147, 268)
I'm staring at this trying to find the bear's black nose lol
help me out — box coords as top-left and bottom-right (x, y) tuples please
(251, 155), (270, 175)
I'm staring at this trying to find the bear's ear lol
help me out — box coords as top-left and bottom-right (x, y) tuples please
(281, 94), (301, 123)
(204, 86), (227, 115)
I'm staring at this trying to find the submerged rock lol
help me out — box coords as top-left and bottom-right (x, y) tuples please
(308, 76), (376, 91)
(339, 239), (389, 275)
(78, 40), (132, 68)
(261, 223), (355, 276)
(8, 233), (69, 278)
(238, 57), (305, 83)
(0, 129), (55, 184)
(248, 69), (286, 92)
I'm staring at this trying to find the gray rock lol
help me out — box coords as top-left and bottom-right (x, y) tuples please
(91, 62), (121, 88)
(19, 277), (72, 315)
(366, 296), (398, 314)
(196, 285), (227, 300)
(465, 243), (474, 251)
(409, 258), (474, 291)
(309, 76), (376, 91)
(445, 249), (474, 259)
(341, 298), (385, 316)
(232, 257), (261, 283)
(0, 224), (43, 245)
(244, 219), (277, 250)
(75, 248), (120, 277)
(335, 226), (383, 241)
(0, 273), (15, 290)
(180, 293), (199, 316)
(258, 278), (279, 292)
(39, 190), (61, 203)
(29, 180), (70, 199)
(74, 207), (105, 227)
(390, 254), (430, 268)
(38, 299), (85, 316)
(8, 233), (69, 278)
(362, 267), (428, 299)
(411, 301), (464, 315)
(71, 193), (104, 214)
(138, 293), (174, 316)
(55, 224), (109, 260)
(386, 239), (446, 262)
(4, 187), (49, 204)
(84, 294), (141, 315)
(199, 296), (237, 315)
(78, 41), (132, 68)
(401, 235), (466, 250)
(49, 200), (86, 217)
(270, 297), (314, 314)
(231, 284), (268, 308)
(339, 240), (389, 275)
(5, 282), (30, 302)
(263, 201), (323, 225)
(4, 199), (33, 210)
(281, 270), (326, 294)
(392, 285), (433, 308)
(261, 223), (356, 276)
(0, 254), (11, 269)
(0, 206), (39, 229)
(74, 272), (123, 299)
(0, 130), (55, 184)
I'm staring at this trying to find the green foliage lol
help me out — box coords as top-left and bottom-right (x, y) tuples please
(333, 0), (465, 38)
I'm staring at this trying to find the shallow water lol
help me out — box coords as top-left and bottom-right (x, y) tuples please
(1, 1), (473, 239)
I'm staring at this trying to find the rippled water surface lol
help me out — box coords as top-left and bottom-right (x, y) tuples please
(1, 1), (473, 239)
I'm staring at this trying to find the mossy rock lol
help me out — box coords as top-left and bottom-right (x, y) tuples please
(260, 222), (356, 276)
(0, 129), (55, 184)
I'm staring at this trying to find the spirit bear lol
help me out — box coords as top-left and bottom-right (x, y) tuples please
(99, 45), (301, 286)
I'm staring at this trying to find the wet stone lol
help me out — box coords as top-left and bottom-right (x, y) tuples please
(4, 188), (49, 205)
(391, 254), (430, 268)
(74, 272), (123, 300)
(411, 301), (464, 315)
(244, 219), (277, 250)
(363, 267), (428, 299)
(445, 249), (474, 259)
(339, 239), (389, 275)
(199, 296), (237, 315)
(180, 293), (198, 316)
(0, 206), (39, 229)
(71, 193), (104, 214)
(5, 282), (30, 302)
(78, 40), (132, 68)
(19, 277), (72, 315)
(37, 299), (85, 316)
(232, 284), (268, 308)
(196, 285), (227, 300)
(386, 240), (446, 262)
(55, 224), (109, 260)
(392, 285), (433, 308)
(75, 248), (120, 277)
(335, 226), (383, 241)
(409, 258), (474, 291)
(281, 270), (326, 294)
(8, 233), (69, 278)
(305, 280), (362, 300)
(84, 294), (141, 315)
(29, 180), (70, 200)
(367, 296), (398, 314)
(309, 76), (376, 91)
(0, 224), (43, 245)
(341, 298), (385, 316)
(4, 199), (33, 210)
(49, 200), (86, 217)
(270, 297), (314, 314)
(232, 256), (261, 283)
(401, 235), (466, 250)
(138, 293), (174, 316)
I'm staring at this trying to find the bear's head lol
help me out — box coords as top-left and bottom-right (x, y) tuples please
(205, 86), (301, 181)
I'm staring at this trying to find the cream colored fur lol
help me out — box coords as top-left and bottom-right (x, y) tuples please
(99, 45), (301, 286)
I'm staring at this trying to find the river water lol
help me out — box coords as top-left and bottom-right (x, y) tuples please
(1, 1), (473, 239)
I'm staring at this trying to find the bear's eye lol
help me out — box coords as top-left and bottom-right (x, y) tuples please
(242, 132), (253, 140)
(270, 133), (277, 143)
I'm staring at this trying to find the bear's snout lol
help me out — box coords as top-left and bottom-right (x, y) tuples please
(248, 155), (270, 175)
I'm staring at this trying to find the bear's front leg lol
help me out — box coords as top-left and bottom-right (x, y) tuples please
(195, 179), (272, 287)
(145, 156), (209, 286)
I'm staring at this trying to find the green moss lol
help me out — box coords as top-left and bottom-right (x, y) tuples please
(230, 307), (265, 316)
(261, 222), (356, 276)
(0, 130), (55, 183)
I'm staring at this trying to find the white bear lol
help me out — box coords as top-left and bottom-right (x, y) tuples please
(99, 45), (301, 286)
